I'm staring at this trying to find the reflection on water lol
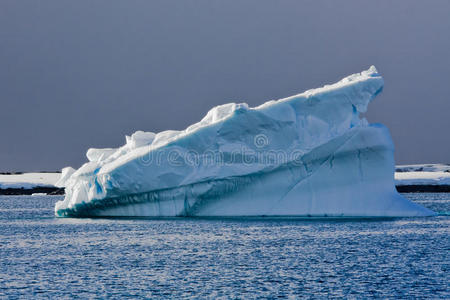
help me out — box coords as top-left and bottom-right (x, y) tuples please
(0, 194), (448, 298)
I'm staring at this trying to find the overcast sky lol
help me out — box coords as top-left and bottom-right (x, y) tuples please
(1, 0), (449, 171)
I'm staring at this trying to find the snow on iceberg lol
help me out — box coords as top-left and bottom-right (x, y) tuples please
(55, 66), (435, 217)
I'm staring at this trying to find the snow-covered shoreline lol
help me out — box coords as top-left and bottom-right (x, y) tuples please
(0, 172), (60, 189)
(0, 173), (63, 195)
(1, 165), (449, 195)
(395, 164), (450, 186)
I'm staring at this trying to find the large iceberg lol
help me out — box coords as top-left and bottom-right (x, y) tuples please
(55, 66), (435, 217)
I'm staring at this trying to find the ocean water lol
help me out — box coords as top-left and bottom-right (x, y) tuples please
(0, 194), (448, 299)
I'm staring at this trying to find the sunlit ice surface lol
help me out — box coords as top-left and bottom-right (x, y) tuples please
(55, 67), (434, 217)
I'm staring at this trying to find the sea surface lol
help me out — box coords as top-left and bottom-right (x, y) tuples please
(0, 194), (448, 299)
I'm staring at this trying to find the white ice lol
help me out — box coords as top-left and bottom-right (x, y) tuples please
(395, 164), (450, 186)
(0, 173), (60, 189)
(54, 66), (435, 217)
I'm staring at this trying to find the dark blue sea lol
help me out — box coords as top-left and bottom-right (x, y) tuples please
(0, 194), (448, 299)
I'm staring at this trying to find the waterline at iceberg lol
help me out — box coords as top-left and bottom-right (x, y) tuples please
(55, 66), (435, 217)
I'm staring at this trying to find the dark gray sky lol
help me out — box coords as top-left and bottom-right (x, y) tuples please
(1, 0), (449, 171)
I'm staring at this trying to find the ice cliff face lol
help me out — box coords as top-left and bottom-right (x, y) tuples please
(55, 66), (435, 217)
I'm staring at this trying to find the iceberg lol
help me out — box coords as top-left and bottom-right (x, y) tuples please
(55, 66), (435, 217)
